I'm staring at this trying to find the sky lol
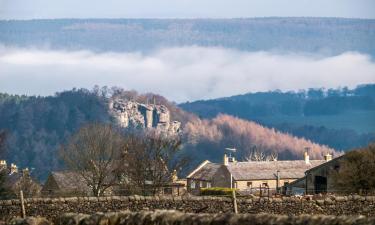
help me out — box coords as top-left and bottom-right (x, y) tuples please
(1, 46), (374, 102)
(0, 0), (375, 19)
(0, 1), (374, 102)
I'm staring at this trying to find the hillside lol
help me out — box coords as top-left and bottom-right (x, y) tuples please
(1, 18), (375, 56)
(182, 114), (334, 164)
(180, 84), (375, 151)
(0, 87), (334, 181)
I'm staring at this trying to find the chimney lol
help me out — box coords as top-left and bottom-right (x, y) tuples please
(0, 160), (6, 168)
(324, 153), (332, 162)
(172, 169), (178, 182)
(304, 147), (310, 164)
(223, 154), (229, 166)
(10, 163), (18, 174)
(22, 168), (30, 177)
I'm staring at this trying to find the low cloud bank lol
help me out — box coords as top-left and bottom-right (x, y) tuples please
(0, 46), (374, 102)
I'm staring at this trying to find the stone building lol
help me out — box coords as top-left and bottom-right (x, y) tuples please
(304, 154), (343, 194)
(284, 153), (344, 195)
(186, 160), (231, 195)
(41, 171), (93, 197)
(187, 152), (329, 195)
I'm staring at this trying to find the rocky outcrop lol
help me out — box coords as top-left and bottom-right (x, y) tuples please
(110, 99), (181, 135)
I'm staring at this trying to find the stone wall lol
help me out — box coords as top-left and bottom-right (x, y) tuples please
(1, 195), (375, 221)
(7, 211), (375, 225)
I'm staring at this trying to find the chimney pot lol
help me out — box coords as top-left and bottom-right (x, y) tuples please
(304, 149), (310, 164)
(223, 154), (229, 166)
(324, 153), (332, 162)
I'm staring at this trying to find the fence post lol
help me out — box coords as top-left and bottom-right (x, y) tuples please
(232, 189), (238, 214)
(20, 190), (26, 218)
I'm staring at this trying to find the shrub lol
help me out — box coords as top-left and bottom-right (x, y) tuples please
(200, 187), (237, 196)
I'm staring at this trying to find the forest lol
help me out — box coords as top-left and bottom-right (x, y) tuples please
(180, 84), (375, 151)
(1, 18), (374, 56)
(0, 86), (346, 181)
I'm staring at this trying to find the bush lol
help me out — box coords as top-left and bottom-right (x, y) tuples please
(200, 187), (237, 196)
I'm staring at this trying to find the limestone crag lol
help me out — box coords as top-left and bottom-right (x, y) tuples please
(110, 99), (181, 135)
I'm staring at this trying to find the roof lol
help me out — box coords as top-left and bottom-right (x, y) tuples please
(187, 161), (222, 181)
(49, 171), (91, 192)
(286, 176), (306, 188)
(4, 172), (41, 190)
(5, 173), (23, 187)
(305, 155), (345, 173)
(226, 160), (326, 180)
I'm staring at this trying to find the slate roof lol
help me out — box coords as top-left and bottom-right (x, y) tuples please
(49, 171), (91, 192)
(188, 160), (326, 181)
(226, 160), (326, 180)
(187, 162), (222, 181)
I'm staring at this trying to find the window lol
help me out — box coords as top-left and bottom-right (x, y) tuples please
(262, 182), (268, 187)
(207, 182), (211, 188)
(190, 180), (196, 189)
(200, 181), (203, 188)
(247, 182), (252, 187)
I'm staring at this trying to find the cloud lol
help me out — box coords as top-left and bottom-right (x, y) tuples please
(0, 46), (374, 102)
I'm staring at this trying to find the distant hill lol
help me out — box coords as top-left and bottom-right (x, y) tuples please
(1, 18), (375, 56)
(182, 114), (334, 165)
(180, 84), (375, 151)
(0, 87), (335, 181)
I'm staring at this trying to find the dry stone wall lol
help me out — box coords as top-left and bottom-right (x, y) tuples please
(1, 195), (375, 221)
(6, 211), (375, 225)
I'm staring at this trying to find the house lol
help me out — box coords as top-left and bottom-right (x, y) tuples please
(0, 160), (41, 198)
(304, 154), (343, 194)
(285, 153), (344, 195)
(159, 171), (187, 196)
(186, 160), (231, 194)
(187, 151), (329, 195)
(41, 171), (93, 197)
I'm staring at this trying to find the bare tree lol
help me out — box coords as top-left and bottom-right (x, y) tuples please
(13, 170), (41, 198)
(60, 123), (124, 196)
(0, 130), (9, 198)
(0, 130), (6, 158)
(244, 146), (278, 161)
(121, 131), (188, 195)
(266, 151), (278, 161)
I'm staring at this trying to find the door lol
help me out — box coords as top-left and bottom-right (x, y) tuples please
(314, 176), (327, 194)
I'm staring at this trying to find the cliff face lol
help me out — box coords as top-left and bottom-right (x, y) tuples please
(110, 99), (181, 135)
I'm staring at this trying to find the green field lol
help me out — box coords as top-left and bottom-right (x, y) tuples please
(257, 110), (375, 134)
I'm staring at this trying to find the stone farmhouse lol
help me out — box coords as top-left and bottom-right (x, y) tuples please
(286, 153), (343, 195)
(187, 151), (331, 195)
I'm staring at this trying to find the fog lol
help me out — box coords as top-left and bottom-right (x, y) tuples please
(0, 46), (374, 102)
